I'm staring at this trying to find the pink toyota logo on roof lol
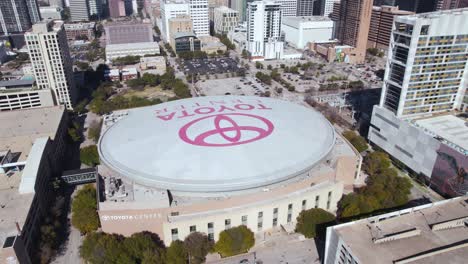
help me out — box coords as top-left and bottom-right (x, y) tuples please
(178, 113), (274, 147)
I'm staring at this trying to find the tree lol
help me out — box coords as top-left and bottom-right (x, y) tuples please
(68, 121), (82, 142)
(184, 232), (213, 264)
(364, 151), (391, 176)
(80, 145), (100, 166)
(88, 120), (102, 143)
(72, 184), (99, 234)
(80, 232), (167, 264)
(166, 240), (187, 264)
(124, 232), (166, 263)
(255, 62), (264, 69)
(295, 208), (335, 238)
(241, 49), (249, 59)
(342, 130), (368, 153)
(173, 80), (191, 98)
(74, 99), (88, 114)
(215, 226), (255, 257)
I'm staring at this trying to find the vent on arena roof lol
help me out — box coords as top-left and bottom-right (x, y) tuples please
(430, 216), (468, 231)
(2, 236), (16, 248)
(373, 228), (421, 244)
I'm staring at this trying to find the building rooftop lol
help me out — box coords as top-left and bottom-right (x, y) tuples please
(0, 79), (35, 91)
(174, 31), (197, 39)
(328, 197), (468, 264)
(413, 114), (468, 153)
(106, 42), (160, 52)
(122, 68), (138, 75)
(98, 96), (336, 194)
(0, 106), (64, 247)
(214, 6), (238, 13)
(63, 21), (96, 30)
(399, 7), (468, 21)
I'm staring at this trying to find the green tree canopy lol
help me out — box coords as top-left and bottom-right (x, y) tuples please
(342, 130), (368, 153)
(87, 120), (102, 143)
(80, 232), (167, 264)
(71, 184), (99, 234)
(338, 151), (412, 219)
(214, 226), (255, 257)
(364, 151), (391, 175)
(80, 145), (100, 166)
(184, 232), (213, 264)
(166, 240), (188, 264)
(295, 208), (336, 238)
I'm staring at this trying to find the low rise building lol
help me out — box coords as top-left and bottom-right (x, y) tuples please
(199, 36), (227, 54)
(121, 68), (138, 81)
(168, 15), (193, 43)
(0, 79), (55, 112)
(172, 32), (201, 53)
(105, 69), (121, 82)
(39, 6), (63, 20)
(106, 42), (161, 62)
(282, 16), (334, 49)
(0, 106), (68, 264)
(213, 6), (239, 35)
(325, 197), (468, 264)
(105, 22), (153, 45)
(64, 22), (96, 41)
(308, 41), (359, 63)
(140, 56), (166, 75)
(368, 107), (468, 197)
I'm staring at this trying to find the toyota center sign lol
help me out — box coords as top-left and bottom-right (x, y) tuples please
(98, 96), (335, 193)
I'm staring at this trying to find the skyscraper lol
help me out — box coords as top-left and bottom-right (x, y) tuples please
(161, 0), (190, 42)
(378, 8), (468, 117)
(189, 0), (210, 36)
(333, 0), (373, 63)
(367, 9), (468, 195)
(276, 0), (298, 17)
(0, 0), (41, 34)
(109, 0), (126, 17)
(231, 0), (247, 21)
(25, 22), (77, 109)
(69, 0), (90, 21)
(89, 0), (103, 17)
(367, 5), (414, 50)
(323, 0), (340, 17)
(247, 1), (283, 60)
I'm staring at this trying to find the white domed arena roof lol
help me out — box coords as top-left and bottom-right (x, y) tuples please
(99, 96), (335, 193)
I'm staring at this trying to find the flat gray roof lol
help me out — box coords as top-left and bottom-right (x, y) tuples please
(0, 79), (35, 88)
(106, 42), (160, 52)
(99, 96), (335, 194)
(415, 114), (468, 152)
(0, 106), (64, 247)
(329, 197), (468, 264)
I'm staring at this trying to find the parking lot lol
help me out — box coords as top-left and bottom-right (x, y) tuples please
(180, 57), (240, 75)
(196, 77), (269, 96)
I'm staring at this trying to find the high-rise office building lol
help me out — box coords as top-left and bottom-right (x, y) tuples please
(276, 0), (298, 17)
(69, 0), (90, 21)
(25, 22), (77, 110)
(213, 6), (239, 34)
(26, 0), (41, 23)
(161, 0), (190, 42)
(333, 0), (373, 63)
(323, 0), (340, 17)
(0, 0), (41, 34)
(89, 0), (103, 17)
(367, 9), (468, 195)
(367, 5), (414, 50)
(109, 0), (126, 17)
(297, 0), (322, 16)
(231, 0), (247, 21)
(436, 0), (468, 9)
(189, 0), (210, 36)
(379, 9), (468, 117)
(247, 0), (283, 60)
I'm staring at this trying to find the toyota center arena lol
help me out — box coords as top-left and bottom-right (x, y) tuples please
(97, 96), (362, 245)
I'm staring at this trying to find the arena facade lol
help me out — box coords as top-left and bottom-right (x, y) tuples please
(97, 96), (362, 245)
